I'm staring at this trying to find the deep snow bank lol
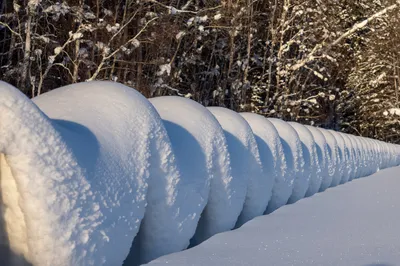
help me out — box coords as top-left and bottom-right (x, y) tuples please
(240, 114), (286, 214)
(1, 80), (400, 266)
(339, 133), (356, 182)
(304, 126), (328, 195)
(316, 128), (339, 190)
(207, 108), (266, 227)
(0, 81), (160, 266)
(329, 130), (348, 184)
(268, 119), (306, 205)
(288, 122), (320, 198)
(150, 97), (240, 246)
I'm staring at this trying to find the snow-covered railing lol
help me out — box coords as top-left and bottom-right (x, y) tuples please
(0, 81), (399, 266)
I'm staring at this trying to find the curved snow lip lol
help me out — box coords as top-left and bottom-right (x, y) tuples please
(0, 82), (96, 266)
(0, 81), (163, 266)
(268, 118), (306, 205)
(2, 80), (400, 266)
(240, 114), (286, 214)
(316, 128), (337, 191)
(288, 122), (320, 198)
(304, 125), (328, 196)
(150, 97), (239, 246)
(208, 108), (268, 228)
(329, 130), (347, 185)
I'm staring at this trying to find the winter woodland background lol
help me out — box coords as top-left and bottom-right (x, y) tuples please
(1, 0), (400, 142)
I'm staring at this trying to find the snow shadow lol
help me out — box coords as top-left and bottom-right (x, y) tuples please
(124, 120), (208, 266)
(53, 119), (100, 176)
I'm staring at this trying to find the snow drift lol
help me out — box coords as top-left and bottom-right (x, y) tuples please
(288, 122), (321, 198)
(329, 130), (348, 184)
(316, 128), (338, 190)
(268, 119), (306, 205)
(207, 108), (266, 228)
(150, 97), (240, 246)
(304, 126), (328, 195)
(339, 133), (355, 182)
(1, 80), (400, 266)
(240, 114), (286, 214)
(0, 81), (160, 266)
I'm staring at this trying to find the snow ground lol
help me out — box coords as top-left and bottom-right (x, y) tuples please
(146, 166), (400, 266)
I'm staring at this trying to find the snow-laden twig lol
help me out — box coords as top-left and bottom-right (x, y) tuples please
(87, 17), (158, 81)
(290, 1), (400, 72)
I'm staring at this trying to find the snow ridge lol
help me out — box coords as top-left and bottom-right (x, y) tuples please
(0, 81), (399, 266)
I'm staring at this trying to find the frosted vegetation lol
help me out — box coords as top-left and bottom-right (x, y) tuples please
(0, 81), (399, 266)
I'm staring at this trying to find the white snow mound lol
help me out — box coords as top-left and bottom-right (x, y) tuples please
(316, 128), (338, 190)
(1, 81), (158, 266)
(304, 126), (328, 196)
(339, 133), (355, 182)
(208, 108), (265, 228)
(240, 114), (285, 214)
(329, 130), (347, 184)
(150, 97), (239, 246)
(288, 122), (321, 198)
(268, 119), (306, 205)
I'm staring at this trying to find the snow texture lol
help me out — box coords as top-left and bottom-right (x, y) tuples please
(316, 128), (338, 190)
(150, 97), (239, 246)
(288, 122), (320, 198)
(207, 108), (265, 228)
(240, 114), (286, 214)
(267, 118), (306, 205)
(145, 166), (400, 266)
(1, 81), (157, 266)
(329, 130), (348, 184)
(1, 80), (400, 266)
(304, 126), (328, 196)
(348, 134), (363, 179)
(339, 133), (356, 182)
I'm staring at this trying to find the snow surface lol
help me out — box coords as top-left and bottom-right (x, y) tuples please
(33, 81), (171, 266)
(288, 122), (320, 198)
(354, 137), (367, 178)
(240, 114), (286, 214)
(2, 80), (400, 266)
(339, 133), (355, 182)
(146, 166), (400, 266)
(329, 130), (348, 184)
(348, 134), (363, 179)
(304, 126), (328, 196)
(268, 118), (306, 205)
(207, 108), (265, 228)
(150, 97), (240, 246)
(316, 128), (338, 190)
(1, 81), (157, 266)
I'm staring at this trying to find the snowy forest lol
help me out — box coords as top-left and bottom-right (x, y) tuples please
(1, 0), (400, 142)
